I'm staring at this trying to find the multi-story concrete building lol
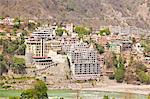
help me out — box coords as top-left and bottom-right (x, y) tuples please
(61, 36), (79, 54)
(32, 26), (56, 40)
(50, 40), (62, 52)
(68, 41), (101, 80)
(25, 26), (58, 69)
(121, 40), (132, 51)
(25, 37), (51, 57)
(32, 56), (57, 70)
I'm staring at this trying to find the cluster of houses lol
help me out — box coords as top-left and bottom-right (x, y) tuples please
(0, 17), (15, 26)
(25, 23), (150, 80)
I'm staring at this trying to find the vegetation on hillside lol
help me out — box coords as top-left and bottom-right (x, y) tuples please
(141, 38), (150, 56)
(98, 28), (111, 36)
(56, 28), (68, 36)
(11, 57), (26, 74)
(74, 26), (91, 38)
(114, 55), (125, 83)
(95, 43), (104, 54)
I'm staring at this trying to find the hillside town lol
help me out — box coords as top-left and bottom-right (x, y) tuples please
(0, 16), (150, 97)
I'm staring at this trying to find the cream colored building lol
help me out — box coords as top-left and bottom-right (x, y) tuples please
(25, 38), (51, 57)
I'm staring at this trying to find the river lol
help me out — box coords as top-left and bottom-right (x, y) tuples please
(0, 89), (148, 99)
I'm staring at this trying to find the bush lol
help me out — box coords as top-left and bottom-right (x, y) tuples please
(0, 32), (5, 36)
(21, 79), (48, 99)
(95, 43), (104, 54)
(115, 68), (125, 83)
(0, 82), (4, 86)
(74, 26), (91, 38)
(103, 95), (109, 99)
(56, 28), (67, 36)
(137, 70), (150, 84)
(109, 75), (115, 80)
(2, 85), (11, 89)
(98, 28), (111, 36)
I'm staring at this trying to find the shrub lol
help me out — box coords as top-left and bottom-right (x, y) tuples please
(2, 85), (11, 89)
(109, 74), (115, 80)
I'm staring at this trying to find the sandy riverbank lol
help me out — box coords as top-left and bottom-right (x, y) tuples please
(82, 84), (150, 95)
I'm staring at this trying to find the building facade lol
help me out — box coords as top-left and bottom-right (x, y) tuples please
(25, 26), (58, 69)
(68, 41), (101, 80)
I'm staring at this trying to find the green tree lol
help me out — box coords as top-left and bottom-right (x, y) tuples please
(21, 89), (37, 99)
(14, 17), (21, 29)
(0, 61), (7, 75)
(6, 43), (18, 54)
(17, 44), (26, 55)
(11, 57), (26, 74)
(21, 79), (48, 99)
(137, 70), (150, 84)
(0, 32), (5, 36)
(98, 28), (111, 36)
(0, 54), (4, 61)
(114, 55), (125, 83)
(34, 79), (48, 98)
(115, 68), (125, 83)
(12, 28), (17, 35)
(95, 43), (104, 54)
(56, 28), (67, 36)
(22, 30), (28, 36)
(0, 16), (4, 20)
(28, 23), (36, 31)
(103, 95), (109, 99)
(74, 26), (91, 38)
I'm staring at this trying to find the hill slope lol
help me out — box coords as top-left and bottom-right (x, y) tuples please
(0, 0), (150, 29)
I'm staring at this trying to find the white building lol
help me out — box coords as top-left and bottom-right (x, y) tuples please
(32, 26), (56, 40)
(61, 36), (79, 54)
(68, 40), (101, 80)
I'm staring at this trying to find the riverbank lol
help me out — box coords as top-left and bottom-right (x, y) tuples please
(82, 84), (150, 95)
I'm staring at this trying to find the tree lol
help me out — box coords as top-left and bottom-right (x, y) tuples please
(95, 43), (104, 54)
(17, 44), (26, 55)
(0, 16), (4, 20)
(14, 17), (21, 29)
(21, 79), (48, 99)
(115, 68), (125, 83)
(21, 89), (37, 99)
(137, 70), (150, 84)
(103, 95), (109, 99)
(28, 22), (36, 31)
(114, 55), (125, 83)
(6, 43), (18, 54)
(98, 28), (111, 36)
(133, 62), (147, 73)
(22, 30), (28, 36)
(11, 57), (26, 74)
(34, 79), (48, 98)
(0, 61), (7, 75)
(0, 54), (4, 61)
(12, 28), (17, 35)
(74, 26), (91, 38)
(56, 28), (67, 36)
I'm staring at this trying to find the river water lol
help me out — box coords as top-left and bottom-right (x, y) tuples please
(48, 90), (148, 99)
(0, 90), (148, 99)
